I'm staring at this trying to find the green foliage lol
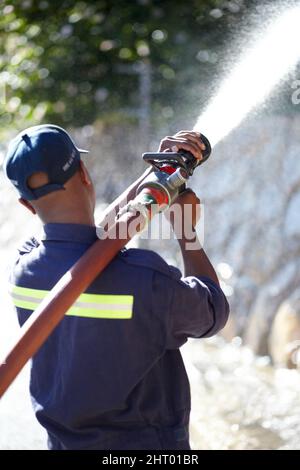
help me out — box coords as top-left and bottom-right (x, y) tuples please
(0, 0), (253, 131)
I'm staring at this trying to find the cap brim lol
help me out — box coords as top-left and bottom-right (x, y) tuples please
(77, 148), (89, 154)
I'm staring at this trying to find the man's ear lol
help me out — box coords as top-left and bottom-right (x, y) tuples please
(78, 160), (92, 186)
(18, 198), (36, 215)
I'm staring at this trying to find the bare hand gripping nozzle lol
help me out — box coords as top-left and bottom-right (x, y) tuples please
(142, 133), (211, 176)
(135, 133), (211, 217)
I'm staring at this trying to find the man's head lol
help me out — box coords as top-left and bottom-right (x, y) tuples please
(4, 124), (96, 225)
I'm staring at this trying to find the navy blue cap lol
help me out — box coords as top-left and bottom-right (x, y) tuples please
(4, 124), (89, 200)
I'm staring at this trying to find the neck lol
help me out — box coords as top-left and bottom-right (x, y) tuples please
(37, 202), (95, 226)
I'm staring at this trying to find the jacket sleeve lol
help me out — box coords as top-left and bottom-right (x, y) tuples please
(163, 266), (230, 349)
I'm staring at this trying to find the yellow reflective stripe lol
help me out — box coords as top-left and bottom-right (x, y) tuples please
(10, 285), (133, 319)
(10, 285), (133, 305)
(66, 307), (132, 319)
(13, 298), (40, 311)
(10, 285), (48, 299)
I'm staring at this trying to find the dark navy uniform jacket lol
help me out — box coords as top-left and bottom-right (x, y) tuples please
(9, 223), (229, 450)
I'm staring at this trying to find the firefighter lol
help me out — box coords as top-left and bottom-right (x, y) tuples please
(4, 124), (229, 450)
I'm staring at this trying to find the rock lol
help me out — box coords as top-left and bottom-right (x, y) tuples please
(284, 192), (300, 238)
(269, 289), (300, 368)
(283, 118), (300, 190)
(244, 261), (300, 355)
(219, 312), (238, 341)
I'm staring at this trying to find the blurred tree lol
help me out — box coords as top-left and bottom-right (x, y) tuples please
(0, 0), (250, 131)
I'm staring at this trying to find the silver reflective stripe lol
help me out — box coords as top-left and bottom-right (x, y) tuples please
(12, 293), (40, 304)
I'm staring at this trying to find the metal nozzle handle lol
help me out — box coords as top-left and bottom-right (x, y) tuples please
(142, 133), (211, 175)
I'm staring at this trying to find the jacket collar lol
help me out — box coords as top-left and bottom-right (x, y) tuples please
(41, 223), (98, 244)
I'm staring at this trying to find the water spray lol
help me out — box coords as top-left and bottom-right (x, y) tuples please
(194, 5), (300, 146)
(134, 5), (300, 215)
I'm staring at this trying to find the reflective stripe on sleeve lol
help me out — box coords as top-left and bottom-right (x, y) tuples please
(9, 285), (133, 319)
